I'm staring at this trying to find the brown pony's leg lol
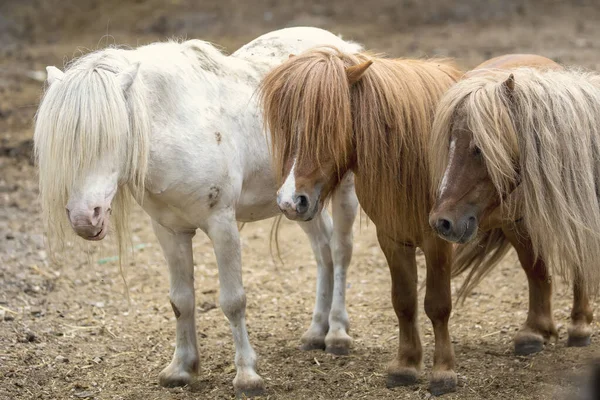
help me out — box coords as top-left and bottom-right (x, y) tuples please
(376, 230), (422, 387)
(568, 271), (593, 347)
(502, 224), (557, 355)
(422, 235), (456, 395)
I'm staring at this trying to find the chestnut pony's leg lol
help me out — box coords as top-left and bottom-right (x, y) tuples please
(422, 235), (456, 395)
(376, 231), (422, 387)
(503, 223), (557, 355)
(568, 271), (593, 347)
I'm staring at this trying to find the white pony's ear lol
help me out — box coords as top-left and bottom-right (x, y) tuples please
(46, 66), (64, 85)
(118, 62), (141, 92)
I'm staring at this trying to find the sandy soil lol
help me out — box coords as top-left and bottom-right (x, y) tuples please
(1, 1), (600, 399)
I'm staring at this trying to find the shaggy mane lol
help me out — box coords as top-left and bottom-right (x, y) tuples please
(431, 67), (600, 295)
(260, 46), (462, 235)
(34, 47), (151, 259)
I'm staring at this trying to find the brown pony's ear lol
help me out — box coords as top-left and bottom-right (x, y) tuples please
(503, 73), (515, 93)
(346, 60), (373, 85)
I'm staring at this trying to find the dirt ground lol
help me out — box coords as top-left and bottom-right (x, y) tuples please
(2, 1), (600, 399)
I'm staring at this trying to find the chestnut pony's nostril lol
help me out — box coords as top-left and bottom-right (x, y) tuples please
(295, 195), (309, 214)
(436, 218), (453, 236)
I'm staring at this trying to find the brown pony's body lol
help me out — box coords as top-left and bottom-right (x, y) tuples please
(430, 54), (594, 353)
(261, 47), (467, 395)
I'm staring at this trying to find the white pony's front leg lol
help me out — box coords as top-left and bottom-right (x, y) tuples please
(325, 173), (358, 355)
(297, 212), (334, 351)
(152, 221), (199, 387)
(206, 210), (264, 397)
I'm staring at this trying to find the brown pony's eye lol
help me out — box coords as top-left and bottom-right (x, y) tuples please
(473, 146), (482, 156)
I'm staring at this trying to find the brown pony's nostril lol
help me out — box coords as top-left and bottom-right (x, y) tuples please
(295, 195), (309, 214)
(436, 218), (453, 236)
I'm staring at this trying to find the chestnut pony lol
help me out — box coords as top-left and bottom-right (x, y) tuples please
(260, 47), (469, 395)
(429, 55), (597, 352)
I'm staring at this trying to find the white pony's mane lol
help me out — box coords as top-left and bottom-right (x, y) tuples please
(34, 39), (263, 259)
(34, 44), (154, 256)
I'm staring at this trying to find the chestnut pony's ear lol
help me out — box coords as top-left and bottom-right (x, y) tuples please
(503, 73), (515, 93)
(346, 60), (373, 85)
(288, 54), (295, 59)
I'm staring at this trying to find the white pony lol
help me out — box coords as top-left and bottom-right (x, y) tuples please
(34, 28), (361, 396)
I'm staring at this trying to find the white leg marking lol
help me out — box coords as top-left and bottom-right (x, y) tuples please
(152, 221), (199, 387)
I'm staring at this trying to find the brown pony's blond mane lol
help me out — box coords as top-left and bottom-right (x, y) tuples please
(431, 67), (600, 295)
(260, 46), (461, 235)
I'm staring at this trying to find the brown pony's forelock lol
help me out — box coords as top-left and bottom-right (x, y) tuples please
(431, 67), (600, 296)
(259, 47), (354, 185)
(261, 46), (462, 236)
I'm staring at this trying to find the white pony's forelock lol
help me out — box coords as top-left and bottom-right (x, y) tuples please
(34, 48), (150, 260)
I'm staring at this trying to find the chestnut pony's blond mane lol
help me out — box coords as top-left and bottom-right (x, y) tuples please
(431, 67), (600, 295)
(260, 47), (461, 235)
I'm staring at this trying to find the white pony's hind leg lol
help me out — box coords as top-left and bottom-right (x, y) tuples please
(205, 211), (264, 397)
(297, 212), (334, 351)
(325, 172), (358, 355)
(152, 221), (199, 387)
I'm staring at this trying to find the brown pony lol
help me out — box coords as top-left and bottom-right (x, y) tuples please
(429, 54), (596, 352)
(260, 46), (466, 395)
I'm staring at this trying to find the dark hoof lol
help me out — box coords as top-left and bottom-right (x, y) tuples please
(235, 387), (266, 398)
(300, 340), (326, 351)
(430, 371), (457, 396)
(567, 334), (591, 347)
(386, 371), (419, 388)
(325, 344), (350, 356)
(514, 338), (544, 356)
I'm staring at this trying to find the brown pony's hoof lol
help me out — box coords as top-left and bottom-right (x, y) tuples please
(386, 368), (419, 388)
(567, 334), (591, 347)
(429, 370), (457, 396)
(568, 324), (592, 347)
(514, 331), (545, 356)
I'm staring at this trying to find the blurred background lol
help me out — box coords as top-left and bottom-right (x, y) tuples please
(1, 1), (600, 399)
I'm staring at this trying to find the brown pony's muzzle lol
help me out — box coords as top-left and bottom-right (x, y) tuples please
(429, 206), (478, 244)
(276, 191), (313, 220)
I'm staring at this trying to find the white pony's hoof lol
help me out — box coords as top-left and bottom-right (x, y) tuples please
(325, 330), (352, 355)
(234, 371), (265, 398)
(300, 329), (327, 351)
(159, 362), (196, 387)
